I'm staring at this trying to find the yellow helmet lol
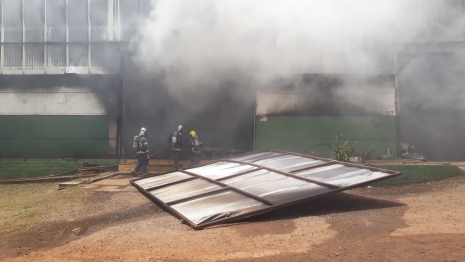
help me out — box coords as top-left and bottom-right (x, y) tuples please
(189, 130), (196, 137)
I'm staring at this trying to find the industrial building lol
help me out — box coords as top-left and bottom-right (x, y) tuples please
(0, 0), (150, 159)
(1, 0), (465, 164)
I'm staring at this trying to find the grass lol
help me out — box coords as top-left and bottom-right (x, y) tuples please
(0, 183), (88, 234)
(371, 165), (463, 185)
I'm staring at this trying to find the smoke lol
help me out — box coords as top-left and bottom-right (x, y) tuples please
(127, 0), (465, 158)
(398, 52), (465, 160)
(133, 1), (399, 85)
(128, 1), (400, 144)
(256, 75), (396, 116)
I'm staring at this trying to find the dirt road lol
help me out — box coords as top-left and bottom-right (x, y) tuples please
(1, 175), (464, 262)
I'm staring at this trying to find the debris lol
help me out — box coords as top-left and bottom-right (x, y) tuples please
(349, 157), (362, 164)
(132, 150), (401, 229)
(77, 168), (100, 175)
(399, 142), (426, 161)
(72, 227), (82, 234)
(58, 182), (82, 188)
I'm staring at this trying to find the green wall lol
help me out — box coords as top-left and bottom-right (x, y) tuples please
(0, 116), (110, 158)
(255, 116), (397, 158)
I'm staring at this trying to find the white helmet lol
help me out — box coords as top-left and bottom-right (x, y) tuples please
(140, 127), (147, 134)
(177, 125), (183, 131)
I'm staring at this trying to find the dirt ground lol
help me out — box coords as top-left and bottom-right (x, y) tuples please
(1, 174), (465, 262)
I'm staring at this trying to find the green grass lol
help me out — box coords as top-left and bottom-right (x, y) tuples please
(370, 165), (463, 185)
(0, 183), (88, 234)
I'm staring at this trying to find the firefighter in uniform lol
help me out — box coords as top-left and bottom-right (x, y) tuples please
(168, 125), (183, 169)
(132, 127), (149, 176)
(189, 130), (203, 165)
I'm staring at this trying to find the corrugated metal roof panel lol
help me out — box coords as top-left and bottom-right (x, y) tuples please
(230, 151), (283, 162)
(171, 190), (267, 225)
(294, 164), (391, 187)
(149, 179), (223, 204)
(221, 169), (331, 205)
(187, 162), (257, 180)
(132, 150), (401, 230)
(253, 155), (324, 172)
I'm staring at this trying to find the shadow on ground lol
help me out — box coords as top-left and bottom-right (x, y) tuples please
(221, 192), (404, 228)
(0, 202), (159, 260)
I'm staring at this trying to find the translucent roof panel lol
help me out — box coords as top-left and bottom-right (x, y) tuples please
(187, 162), (257, 180)
(133, 171), (192, 190)
(131, 150), (401, 230)
(222, 170), (331, 205)
(254, 155), (325, 172)
(294, 165), (391, 187)
(149, 179), (223, 204)
(170, 190), (267, 225)
(229, 152), (283, 162)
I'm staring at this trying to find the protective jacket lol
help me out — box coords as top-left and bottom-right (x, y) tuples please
(136, 135), (149, 155)
(168, 131), (183, 150)
(189, 135), (202, 154)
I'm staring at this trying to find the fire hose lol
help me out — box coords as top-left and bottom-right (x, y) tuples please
(47, 144), (171, 177)
(0, 145), (171, 184)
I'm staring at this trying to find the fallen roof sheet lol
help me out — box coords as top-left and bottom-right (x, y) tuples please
(131, 150), (401, 229)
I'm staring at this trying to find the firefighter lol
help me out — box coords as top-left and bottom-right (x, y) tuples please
(168, 125), (183, 169)
(132, 127), (149, 176)
(189, 130), (203, 165)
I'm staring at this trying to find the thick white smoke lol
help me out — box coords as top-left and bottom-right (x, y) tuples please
(132, 1), (402, 98)
(128, 0), (465, 156)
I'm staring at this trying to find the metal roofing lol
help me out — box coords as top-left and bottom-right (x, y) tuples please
(131, 150), (401, 230)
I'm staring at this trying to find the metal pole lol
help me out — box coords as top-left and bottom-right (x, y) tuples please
(44, 0), (47, 72)
(65, 0), (69, 66)
(87, 0), (91, 73)
(253, 99), (256, 151)
(117, 51), (124, 158)
(22, 0), (25, 73)
(394, 75), (400, 158)
(0, 0), (4, 73)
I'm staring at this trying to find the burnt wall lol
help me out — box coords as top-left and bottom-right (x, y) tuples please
(120, 53), (255, 158)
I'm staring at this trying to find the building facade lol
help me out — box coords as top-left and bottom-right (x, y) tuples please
(0, 0), (150, 158)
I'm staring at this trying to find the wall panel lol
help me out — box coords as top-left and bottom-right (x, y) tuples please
(255, 116), (397, 158)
